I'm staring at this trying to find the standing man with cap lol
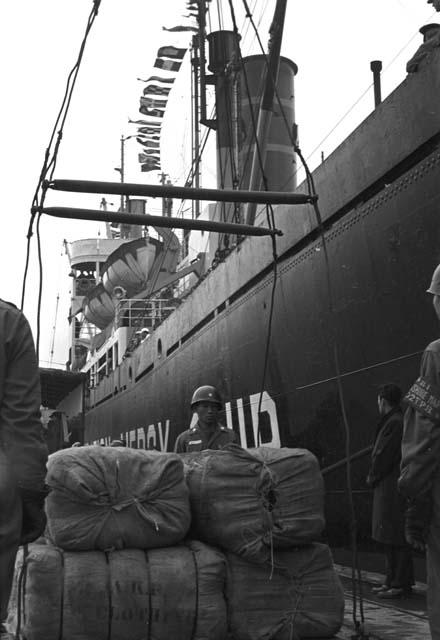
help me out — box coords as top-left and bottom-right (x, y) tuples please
(0, 300), (48, 640)
(399, 264), (440, 639)
(367, 384), (414, 598)
(174, 385), (237, 453)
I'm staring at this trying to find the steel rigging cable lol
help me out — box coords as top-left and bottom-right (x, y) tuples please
(294, 143), (368, 637)
(21, 0), (102, 360)
(241, 1), (370, 636)
(226, 0), (280, 445)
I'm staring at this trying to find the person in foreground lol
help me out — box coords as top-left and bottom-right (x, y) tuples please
(0, 300), (48, 640)
(399, 264), (440, 639)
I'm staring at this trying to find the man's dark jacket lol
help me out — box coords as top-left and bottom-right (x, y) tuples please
(368, 407), (406, 545)
(0, 300), (47, 490)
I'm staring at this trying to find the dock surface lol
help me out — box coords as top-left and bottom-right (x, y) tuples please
(333, 558), (429, 639)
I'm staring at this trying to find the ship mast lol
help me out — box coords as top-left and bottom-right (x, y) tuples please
(245, 0), (288, 226)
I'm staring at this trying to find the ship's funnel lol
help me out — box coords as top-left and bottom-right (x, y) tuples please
(239, 55), (298, 192)
(126, 199), (146, 238)
(207, 30), (241, 74)
(101, 237), (157, 298)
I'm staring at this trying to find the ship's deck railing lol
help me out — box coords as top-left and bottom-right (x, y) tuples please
(115, 297), (179, 330)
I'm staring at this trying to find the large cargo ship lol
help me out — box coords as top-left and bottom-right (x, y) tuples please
(44, 3), (440, 541)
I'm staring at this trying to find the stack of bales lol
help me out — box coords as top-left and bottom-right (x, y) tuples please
(8, 446), (227, 640)
(183, 445), (345, 639)
(8, 444), (344, 640)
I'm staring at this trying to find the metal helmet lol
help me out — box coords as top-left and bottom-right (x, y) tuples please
(427, 264), (440, 295)
(190, 385), (222, 409)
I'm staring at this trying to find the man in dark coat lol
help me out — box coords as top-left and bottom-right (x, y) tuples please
(366, 383), (414, 598)
(0, 300), (48, 640)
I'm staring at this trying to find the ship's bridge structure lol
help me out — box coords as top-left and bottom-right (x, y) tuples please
(68, 237), (127, 370)
(67, 205), (206, 374)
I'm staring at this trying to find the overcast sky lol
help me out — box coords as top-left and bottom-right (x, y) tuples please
(0, 0), (436, 368)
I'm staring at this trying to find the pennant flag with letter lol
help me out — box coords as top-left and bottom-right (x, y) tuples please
(162, 25), (197, 32)
(138, 76), (175, 84)
(137, 138), (160, 149)
(129, 119), (162, 127)
(139, 104), (165, 118)
(137, 132), (160, 141)
(139, 153), (160, 164)
(138, 149), (160, 157)
(157, 46), (186, 60)
(143, 84), (171, 97)
(140, 96), (168, 110)
(154, 58), (182, 72)
(138, 126), (161, 136)
(141, 158), (161, 172)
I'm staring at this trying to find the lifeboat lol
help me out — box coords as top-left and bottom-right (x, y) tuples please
(101, 237), (158, 298)
(83, 283), (115, 329)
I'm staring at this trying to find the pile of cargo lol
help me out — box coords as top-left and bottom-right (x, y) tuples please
(8, 444), (344, 639)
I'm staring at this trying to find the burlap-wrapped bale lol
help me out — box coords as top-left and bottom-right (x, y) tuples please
(45, 446), (190, 550)
(8, 541), (227, 640)
(184, 445), (324, 561)
(226, 543), (345, 639)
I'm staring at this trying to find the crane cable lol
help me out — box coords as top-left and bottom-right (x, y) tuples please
(241, 1), (369, 635)
(21, 0), (102, 361)
(297, 145), (367, 634)
(230, 0), (282, 447)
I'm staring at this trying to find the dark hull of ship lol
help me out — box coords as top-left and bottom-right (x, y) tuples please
(83, 52), (440, 543)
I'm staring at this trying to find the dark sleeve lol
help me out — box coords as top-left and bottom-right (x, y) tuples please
(0, 305), (48, 490)
(173, 431), (187, 453)
(369, 418), (402, 486)
(406, 35), (440, 73)
(399, 348), (440, 499)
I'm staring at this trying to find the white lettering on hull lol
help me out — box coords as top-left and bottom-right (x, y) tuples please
(129, 429), (137, 448)
(114, 420), (170, 452)
(249, 391), (280, 448)
(92, 391), (280, 451)
(146, 425), (156, 449)
(225, 390), (280, 449)
(157, 421), (169, 451)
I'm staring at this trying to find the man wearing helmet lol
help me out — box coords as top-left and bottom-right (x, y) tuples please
(174, 385), (237, 453)
(399, 264), (440, 638)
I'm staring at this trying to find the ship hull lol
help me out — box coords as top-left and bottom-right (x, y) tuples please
(82, 52), (440, 543)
